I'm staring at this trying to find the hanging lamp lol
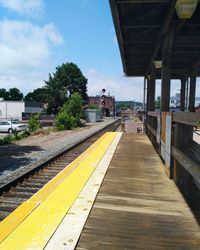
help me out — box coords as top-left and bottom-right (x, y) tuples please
(175, 0), (198, 19)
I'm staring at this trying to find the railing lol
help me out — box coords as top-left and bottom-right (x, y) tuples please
(172, 112), (200, 199)
(147, 111), (161, 153)
(146, 111), (200, 202)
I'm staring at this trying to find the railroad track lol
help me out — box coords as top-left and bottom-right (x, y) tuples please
(0, 120), (120, 221)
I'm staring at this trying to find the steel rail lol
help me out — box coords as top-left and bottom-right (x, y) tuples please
(0, 120), (120, 221)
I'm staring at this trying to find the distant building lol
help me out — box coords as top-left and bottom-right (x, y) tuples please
(170, 93), (200, 108)
(195, 97), (200, 107)
(0, 100), (25, 120)
(89, 95), (115, 116)
(170, 93), (180, 108)
(115, 101), (143, 111)
(25, 102), (44, 113)
(0, 100), (44, 120)
(22, 102), (44, 119)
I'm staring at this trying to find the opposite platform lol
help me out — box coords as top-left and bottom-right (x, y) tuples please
(76, 133), (200, 249)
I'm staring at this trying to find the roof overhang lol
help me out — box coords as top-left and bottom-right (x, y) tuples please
(109, 0), (200, 79)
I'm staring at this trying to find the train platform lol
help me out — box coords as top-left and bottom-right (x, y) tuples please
(124, 118), (143, 133)
(0, 132), (200, 249)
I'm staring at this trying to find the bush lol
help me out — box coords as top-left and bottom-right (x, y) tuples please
(28, 114), (41, 132)
(0, 136), (12, 145)
(68, 93), (83, 117)
(0, 130), (31, 145)
(56, 111), (74, 130)
(14, 130), (31, 140)
(55, 93), (83, 130)
(88, 104), (99, 110)
(80, 110), (86, 120)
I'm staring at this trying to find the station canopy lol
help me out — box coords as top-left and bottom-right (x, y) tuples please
(109, 0), (200, 79)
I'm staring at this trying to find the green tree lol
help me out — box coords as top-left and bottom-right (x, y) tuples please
(0, 88), (9, 100)
(25, 88), (48, 102)
(45, 73), (68, 114)
(0, 88), (23, 101)
(7, 88), (23, 101)
(45, 62), (88, 114)
(155, 96), (161, 109)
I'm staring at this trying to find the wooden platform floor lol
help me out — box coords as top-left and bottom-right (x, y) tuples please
(76, 133), (200, 249)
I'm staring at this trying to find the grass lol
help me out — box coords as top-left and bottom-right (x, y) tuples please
(0, 136), (12, 145)
(0, 130), (31, 145)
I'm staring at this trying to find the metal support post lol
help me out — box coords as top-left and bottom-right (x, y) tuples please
(161, 27), (174, 112)
(143, 77), (146, 112)
(185, 78), (189, 110)
(180, 77), (186, 111)
(188, 73), (197, 112)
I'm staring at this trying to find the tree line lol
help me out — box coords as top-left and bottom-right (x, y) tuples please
(0, 62), (88, 114)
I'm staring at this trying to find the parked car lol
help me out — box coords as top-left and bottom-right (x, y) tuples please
(0, 121), (27, 134)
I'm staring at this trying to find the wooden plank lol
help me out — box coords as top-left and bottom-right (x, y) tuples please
(147, 124), (157, 137)
(77, 134), (200, 249)
(147, 111), (160, 117)
(0, 133), (117, 249)
(173, 112), (200, 126)
(190, 140), (200, 163)
(172, 146), (200, 186)
(161, 112), (166, 143)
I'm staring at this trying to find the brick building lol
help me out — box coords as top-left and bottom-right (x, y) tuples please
(89, 95), (115, 116)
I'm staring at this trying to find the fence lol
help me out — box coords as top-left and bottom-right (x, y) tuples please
(146, 111), (200, 203)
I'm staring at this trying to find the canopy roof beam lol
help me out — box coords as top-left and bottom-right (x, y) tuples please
(146, 0), (176, 76)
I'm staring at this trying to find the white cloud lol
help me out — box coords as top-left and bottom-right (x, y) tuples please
(156, 80), (185, 97)
(85, 69), (144, 101)
(0, 71), (46, 94)
(0, 19), (63, 94)
(0, 0), (44, 17)
(0, 19), (63, 72)
(85, 69), (200, 101)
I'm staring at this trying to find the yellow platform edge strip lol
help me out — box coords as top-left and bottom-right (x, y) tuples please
(45, 132), (122, 250)
(0, 132), (117, 249)
(0, 132), (109, 243)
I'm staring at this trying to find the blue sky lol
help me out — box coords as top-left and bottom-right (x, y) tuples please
(0, 0), (199, 101)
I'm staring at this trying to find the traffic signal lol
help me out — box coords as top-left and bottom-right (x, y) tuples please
(100, 94), (106, 107)
(101, 99), (105, 106)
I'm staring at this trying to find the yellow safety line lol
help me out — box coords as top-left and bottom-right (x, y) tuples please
(44, 132), (122, 250)
(0, 132), (117, 250)
(0, 132), (109, 243)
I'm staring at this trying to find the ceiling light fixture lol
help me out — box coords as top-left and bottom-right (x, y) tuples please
(175, 0), (198, 19)
(153, 60), (162, 69)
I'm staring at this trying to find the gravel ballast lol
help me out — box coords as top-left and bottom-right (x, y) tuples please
(0, 119), (117, 187)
